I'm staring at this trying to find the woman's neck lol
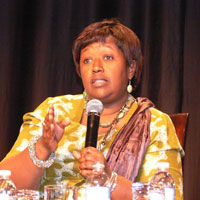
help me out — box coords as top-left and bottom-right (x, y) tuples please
(81, 93), (133, 129)
(98, 93), (130, 117)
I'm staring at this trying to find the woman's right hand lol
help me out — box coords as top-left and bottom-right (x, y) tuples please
(36, 105), (70, 159)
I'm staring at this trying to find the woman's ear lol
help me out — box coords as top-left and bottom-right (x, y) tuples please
(128, 60), (136, 79)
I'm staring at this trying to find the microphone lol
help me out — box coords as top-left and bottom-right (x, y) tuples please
(85, 99), (104, 148)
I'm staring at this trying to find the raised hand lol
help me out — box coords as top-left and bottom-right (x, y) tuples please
(37, 105), (70, 158)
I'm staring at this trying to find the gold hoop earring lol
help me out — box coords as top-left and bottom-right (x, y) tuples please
(127, 79), (133, 93)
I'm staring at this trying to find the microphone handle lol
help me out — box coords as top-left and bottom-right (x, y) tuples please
(85, 113), (100, 147)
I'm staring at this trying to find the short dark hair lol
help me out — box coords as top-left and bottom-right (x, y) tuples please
(72, 18), (143, 91)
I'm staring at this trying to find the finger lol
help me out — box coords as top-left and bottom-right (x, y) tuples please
(48, 109), (54, 124)
(80, 169), (93, 178)
(43, 105), (55, 134)
(44, 105), (54, 124)
(72, 150), (81, 160)
(58, 118), (71, 129)
(79, 160), (94, 171)
(48, 104), (54, 115)
(79, 150), (90, 162)
(85, 146), (97, 153)
(43, 122), (55, 140)
(42, 120), (49, 138)
(79, 147), (101, 163)
(46, 123), (55, 138)
(80, 147), (96, 158)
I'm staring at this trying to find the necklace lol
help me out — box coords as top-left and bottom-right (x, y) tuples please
(98, 94), (135, 150)
(83, 94), (134, 128)
(99, 95), (134, 128)
(83, 93), (135, 151)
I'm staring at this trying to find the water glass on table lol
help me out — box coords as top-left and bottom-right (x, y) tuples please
(44, 184), (77, 200)
(11, 189), (40, 200)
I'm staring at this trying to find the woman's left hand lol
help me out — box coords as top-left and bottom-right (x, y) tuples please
(73, 147), (112, 178)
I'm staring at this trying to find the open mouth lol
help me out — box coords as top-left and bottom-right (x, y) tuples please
(91, 78), (108, 86)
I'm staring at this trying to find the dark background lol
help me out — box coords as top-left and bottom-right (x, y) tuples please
(0, 0), (199, 199)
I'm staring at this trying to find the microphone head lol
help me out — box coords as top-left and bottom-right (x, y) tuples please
(86, 99), (104, 115)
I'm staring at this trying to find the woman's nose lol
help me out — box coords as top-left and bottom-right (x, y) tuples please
(92, 59), (104, 73)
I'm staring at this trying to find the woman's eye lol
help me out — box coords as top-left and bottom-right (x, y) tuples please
(83, 58), (92, 64)
(104, 55), (113, 60)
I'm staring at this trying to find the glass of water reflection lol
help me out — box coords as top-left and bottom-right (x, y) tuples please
(14, 189), (40, 200)
(44, 184), (77, 200)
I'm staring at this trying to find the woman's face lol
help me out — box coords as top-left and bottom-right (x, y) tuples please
(79, 37), (134, 104)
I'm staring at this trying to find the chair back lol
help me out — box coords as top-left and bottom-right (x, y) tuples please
(169, 113), (189, 148)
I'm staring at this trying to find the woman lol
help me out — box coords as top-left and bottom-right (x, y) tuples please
(0, 19), (184, 199)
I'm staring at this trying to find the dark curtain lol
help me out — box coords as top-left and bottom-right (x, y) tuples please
(0, 0), (199, 199)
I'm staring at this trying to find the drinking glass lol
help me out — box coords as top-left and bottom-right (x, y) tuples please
(65, 186), (77, 200)
(44, 184), (77, 200)
(14, 189), (40, 200)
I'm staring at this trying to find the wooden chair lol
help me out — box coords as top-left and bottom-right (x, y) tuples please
(169, 113), (189, 148)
